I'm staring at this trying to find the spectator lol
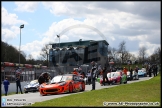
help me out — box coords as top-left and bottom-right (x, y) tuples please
(102, 66), (109, 86)
(148, 65), (152, 77)
(152, 65), (156, 77)
(44, 72), (50, 83)
(134, 66), (139, 80)
(3, 77), (10, 96)
(38, 72), (50, 85)
(155, 65), (158, 76)
(16, 75), (23, 94)
(123, 67), (128, 75)
(38, 73), (45, 85)
(129, 67), (133, 81)
(87, 70), (91, 85)
(90, 61), (97, 91)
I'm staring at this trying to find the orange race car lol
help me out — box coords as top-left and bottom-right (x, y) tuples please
(39, 74), (85, 96)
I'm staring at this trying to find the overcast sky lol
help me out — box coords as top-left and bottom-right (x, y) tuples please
(2, 1), (161, 60)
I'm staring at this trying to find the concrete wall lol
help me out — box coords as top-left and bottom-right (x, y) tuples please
(1, 81), (29, 94)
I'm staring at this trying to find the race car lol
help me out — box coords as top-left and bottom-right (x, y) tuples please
(138, 69), (147, 77)
(39, 74), (85, 96)
(24, 79), (39, 93)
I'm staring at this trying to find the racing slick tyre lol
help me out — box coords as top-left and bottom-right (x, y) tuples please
(69, 83), (73, 93)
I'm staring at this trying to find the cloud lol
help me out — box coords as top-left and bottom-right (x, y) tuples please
(2, 26), (19, 42)
(14, 2), (39, 12)
(2, 2), (160, 60)
(2, 7), (26, 27)
(1, 7), (28, 42)
(20, 40), (44, 59)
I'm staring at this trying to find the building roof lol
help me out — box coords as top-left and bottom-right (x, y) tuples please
(50, 40), (109, 48)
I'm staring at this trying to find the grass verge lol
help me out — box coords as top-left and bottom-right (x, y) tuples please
(28, 74), (161, 107)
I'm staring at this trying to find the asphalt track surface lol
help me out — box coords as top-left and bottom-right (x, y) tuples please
(1, 76), (153, 106)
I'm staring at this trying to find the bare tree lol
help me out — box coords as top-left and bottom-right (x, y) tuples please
(111, 47), (117, 61)
(123, 51), (132, 63)
(40, 44), (50, 67)
(148, 47), (161, 64)
(154, 47), (161, 60)
(138, 46), (147, 64)
(129, 53), (136, 63)
(108, 46), (118, 62)
(118, 40), (127, 64)
(21, 51), (26, 59)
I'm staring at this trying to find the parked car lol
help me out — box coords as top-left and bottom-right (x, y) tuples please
(24, 79), (39, 93)
(100, 71), (127, 85)
(107, 72), (117, 84)
(39, 74), (85, 96)
(138, 69), (147, 77)
(100, 72), (117, 85)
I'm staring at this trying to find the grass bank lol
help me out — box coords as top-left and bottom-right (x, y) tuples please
(29, 74), (161, 107)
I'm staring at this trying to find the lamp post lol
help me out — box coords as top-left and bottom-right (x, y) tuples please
(19, 24), (24, 65)
(57, 35), (60, 66)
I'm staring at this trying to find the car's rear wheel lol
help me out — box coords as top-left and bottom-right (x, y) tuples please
(69, 83), (73, 93)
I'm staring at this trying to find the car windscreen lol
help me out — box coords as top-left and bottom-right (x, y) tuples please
(30, 80), (38, 85)
(115, 72), (120, 76)
(138, 70), (143, 73)
(111, 72), (116, 77)
(51, 75), (72, 83)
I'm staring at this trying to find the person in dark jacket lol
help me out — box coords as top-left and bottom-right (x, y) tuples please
(90, 61), (97, 90)
(87, 70), (91, 85)
(3, 78), (10, 96)
(129, 67), (133, 81)
(16, 75), (23, 94)
(102, 66), (109, 86)
(38, 73), (45, 85)
(152, 65), (156, 77)
(148, 65), (152, 77)
(155, 65), (158, 76)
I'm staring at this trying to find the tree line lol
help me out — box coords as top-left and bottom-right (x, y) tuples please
(1, 40), (161, 67)
(108, 41), (161, 65)
(1, 41), (46, 66)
